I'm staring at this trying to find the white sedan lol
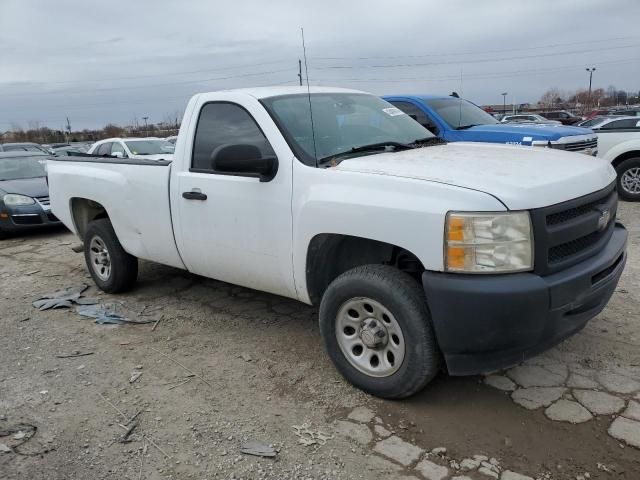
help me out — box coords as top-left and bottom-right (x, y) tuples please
(501, 114), (562, 125)
(88, 138), (174, 161)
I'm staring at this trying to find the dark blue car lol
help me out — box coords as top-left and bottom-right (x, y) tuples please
(383, 94), (598, 155)
(0, 152), (62, 239)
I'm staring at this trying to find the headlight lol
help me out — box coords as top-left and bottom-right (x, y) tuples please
(3, 194), (36, 206)
(445, 211), (533, 273)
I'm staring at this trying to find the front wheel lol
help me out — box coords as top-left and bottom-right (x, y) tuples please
(319, 265), (440, 399)
(616, 157), (640, 202)
(84, 218), (138, 293)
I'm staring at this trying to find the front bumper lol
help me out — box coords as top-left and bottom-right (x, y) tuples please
(422, 223), (627, 375)
(0, 204), (61, 233)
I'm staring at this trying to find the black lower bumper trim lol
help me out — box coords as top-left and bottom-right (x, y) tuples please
(422, 224), (627, 375)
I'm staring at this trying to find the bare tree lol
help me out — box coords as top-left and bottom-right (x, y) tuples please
(539, 88), (562, 109)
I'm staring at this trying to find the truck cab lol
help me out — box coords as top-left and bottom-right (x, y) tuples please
(384, 94), (598, 156)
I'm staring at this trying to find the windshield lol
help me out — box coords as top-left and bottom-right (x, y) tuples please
(261, 93), (433, 163)
(0, 156), (47, 180)
(423, 98), (499, 129)
(124, 140), (175, 155)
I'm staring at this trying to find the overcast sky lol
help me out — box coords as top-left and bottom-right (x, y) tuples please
(1, 0), (638, 130)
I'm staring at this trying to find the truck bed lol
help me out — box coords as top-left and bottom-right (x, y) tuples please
(47, 156), (185, 270)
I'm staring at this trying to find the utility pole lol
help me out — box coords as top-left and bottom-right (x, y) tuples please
(501, 92), (508, 114)
(142, 116), (149, 137)
(585, 67), (596, 111)
(298, 59), (303, 86)
(65, 117), (71, 143)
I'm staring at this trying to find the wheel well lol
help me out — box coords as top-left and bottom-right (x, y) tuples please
(612, 151), (640, 169)
(305, 234), (425, 305)
(70, 198), (109, 238)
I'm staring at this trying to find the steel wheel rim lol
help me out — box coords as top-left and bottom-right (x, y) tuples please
(89, 236), (111, 281)
(335, 297), (406, 378)
(621, 167), (640, 194)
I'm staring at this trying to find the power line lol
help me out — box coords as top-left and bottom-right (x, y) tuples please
(0, 80), (300, 125)
(313, 43), (640, 70)
(310, 35), (640, 60)
(0, 58), (293, 87)
(311, 56), (640, 84)
(1, 68), (295, 98)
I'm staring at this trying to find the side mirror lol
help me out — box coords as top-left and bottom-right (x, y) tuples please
(210, 144), (278, 182)
(111, 151), (124, 158)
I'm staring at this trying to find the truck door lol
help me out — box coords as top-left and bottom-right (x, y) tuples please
(171, 101), (296, 299)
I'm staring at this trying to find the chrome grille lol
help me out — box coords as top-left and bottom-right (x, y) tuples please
(556, 137), (598, 153)
(530, 182), (617, 275)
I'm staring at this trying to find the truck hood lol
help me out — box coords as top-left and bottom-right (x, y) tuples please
(335, 142), (616, 210)
(455, 123), (593, 143)
(0, 177), (48, 197)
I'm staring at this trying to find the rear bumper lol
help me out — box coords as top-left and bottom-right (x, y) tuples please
(422, 223), (627, 375)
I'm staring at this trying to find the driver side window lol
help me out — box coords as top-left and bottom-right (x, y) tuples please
(191, 102), (275, 173)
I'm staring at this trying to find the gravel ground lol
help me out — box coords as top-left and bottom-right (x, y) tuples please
(0, 201), (638, 480)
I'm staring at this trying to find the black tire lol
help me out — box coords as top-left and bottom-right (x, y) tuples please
(84, 218), (138, 293)
(616, 157), (640, 202)
(0, 228), (8, 240)
(319, 265), (440, 399)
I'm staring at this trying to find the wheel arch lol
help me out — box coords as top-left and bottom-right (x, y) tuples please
(305, 233), (425, 306)
(611, 150), (640, 169)
(70, 197), (109, 239)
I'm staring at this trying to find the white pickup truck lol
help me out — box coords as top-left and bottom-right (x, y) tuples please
(48, 87), (627, 398)
(593, 116), (640, 201)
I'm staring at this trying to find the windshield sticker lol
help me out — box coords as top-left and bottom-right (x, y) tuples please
(382, 107), (405, 117)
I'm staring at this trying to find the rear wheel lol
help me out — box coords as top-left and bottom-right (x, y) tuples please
(84, 218), (138, 293)
(616, 157), (640, 202)
(319, 265), (440, 399)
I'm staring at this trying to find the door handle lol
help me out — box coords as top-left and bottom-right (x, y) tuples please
(182, 191), (207, 201)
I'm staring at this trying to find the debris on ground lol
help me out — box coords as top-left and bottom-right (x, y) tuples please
(55, 351), (94, 359)
(75, 297), (100, 305)
(292, 423), (333, 446)
(129, 371), (142, 383)
(118, 422), (138, 443)
(0, 423), (38, 453)
(32, 285), (88, 310)
(240, 440), (277, 458)
(76, 304), (129, 324)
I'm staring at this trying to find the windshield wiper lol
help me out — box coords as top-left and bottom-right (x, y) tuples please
(318, 141), (414, 166)
(410, 137), (447, 146)
(456, 124), (480, 130)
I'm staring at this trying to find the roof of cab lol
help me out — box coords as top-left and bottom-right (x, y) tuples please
(212, 86), (367, 99)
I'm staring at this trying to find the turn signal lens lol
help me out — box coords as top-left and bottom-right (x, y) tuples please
(444, 211), (533, 273)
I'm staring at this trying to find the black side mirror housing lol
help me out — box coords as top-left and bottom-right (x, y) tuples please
(210, 144), (278, 182)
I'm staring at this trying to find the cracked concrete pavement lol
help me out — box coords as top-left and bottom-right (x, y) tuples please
(0, 201), (639, 479)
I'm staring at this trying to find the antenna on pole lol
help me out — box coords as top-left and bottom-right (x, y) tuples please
(301, 27), (318, 166)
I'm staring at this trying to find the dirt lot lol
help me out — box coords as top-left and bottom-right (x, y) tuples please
(1, 202), (639, 480)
